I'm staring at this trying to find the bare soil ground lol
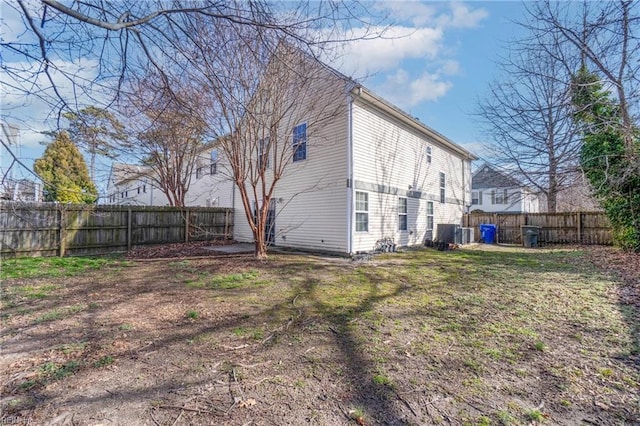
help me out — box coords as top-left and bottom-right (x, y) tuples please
(1, 244), (638, 425)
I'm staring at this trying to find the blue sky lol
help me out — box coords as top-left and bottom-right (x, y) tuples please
(1, 1), (529, 181)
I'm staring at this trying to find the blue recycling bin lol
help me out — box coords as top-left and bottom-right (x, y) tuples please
(479, 224), (497, 244)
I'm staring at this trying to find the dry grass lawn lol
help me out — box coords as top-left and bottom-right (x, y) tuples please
(1, 244), (638, 425)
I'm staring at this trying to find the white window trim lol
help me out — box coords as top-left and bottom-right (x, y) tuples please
(210, 149), (219, 175)
(398, 197), (408, 231)
(426, 145), (432, 164)
(355, 191), (369, 233)
(292, 122), (308, 162)
(439, 172), (446, 204)
(426, 201), (434, 230)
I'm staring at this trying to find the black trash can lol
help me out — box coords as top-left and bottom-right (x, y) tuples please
(521, 226), (541, 248)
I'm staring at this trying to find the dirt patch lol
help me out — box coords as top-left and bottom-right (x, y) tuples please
(585, 245), (640, 307)
(126, 239), (237, 259)
(1, 246), (638, 425)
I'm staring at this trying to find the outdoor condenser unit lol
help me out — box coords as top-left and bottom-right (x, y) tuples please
(436, 224), (458, 244)
(457, 227), (474, 245)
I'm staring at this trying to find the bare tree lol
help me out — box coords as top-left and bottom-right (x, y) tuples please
(119, 75), (209, 207)
(177, 21), (347, 258)
(476, 36), (581, 212)
(4, 1), (388, 257)
(525, 1), (639, 150)
(3, 0), (382, 115)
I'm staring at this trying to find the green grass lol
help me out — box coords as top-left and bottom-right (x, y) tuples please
(34, 304), (86, 323)
(525, 409), (546, 422)
(12, 284), (59, 298)
(1, 256), (126, 280)
(39, 360), (80, 380)
(207, 270), (261, 289)
(93, 356), (114, 368)
(372, 373), (392, 386)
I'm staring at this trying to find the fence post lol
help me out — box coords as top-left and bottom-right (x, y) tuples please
(576, 211), (582, 244)
(224, 209), (230, 238)
(127, 208), (132, 251)
(185, 209), (190, 243)
(59, 206), (66, 257)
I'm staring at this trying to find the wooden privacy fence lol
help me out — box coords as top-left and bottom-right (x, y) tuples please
(0, 202), (233, 258)
(463, 212), (612, 246)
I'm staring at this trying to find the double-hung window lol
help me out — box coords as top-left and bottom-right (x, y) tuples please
(355, 191), (369, 232)
(259, 137), (270, 169)
(439, 172), (446, 203)
(292, 123), (307, 162)
(398, 197), (408, 231)
(426, 146), (432, 163)
(493, 189), (508, 204)
(210, 149), (219, 175)
(426, 201), (434, 231)
(471, 191), (481, 205)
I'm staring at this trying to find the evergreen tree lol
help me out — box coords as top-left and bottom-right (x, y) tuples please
(34, 132), (99, 204)
(571, 67), (640, 251)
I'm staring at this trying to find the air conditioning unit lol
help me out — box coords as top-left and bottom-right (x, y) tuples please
(436, 224), (459, 244)
(457, 227), (474, 245)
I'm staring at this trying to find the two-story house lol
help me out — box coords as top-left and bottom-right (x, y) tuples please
(106, 48), (477, 255)
(106, 147), (234, 208)
(230, 52), (477, 255)
(470, 165), (540, 214)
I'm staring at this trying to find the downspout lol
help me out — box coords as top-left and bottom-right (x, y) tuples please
(231, 173), (235, 240)
(461, 157), (466, 223)
(346, 89), (354, 255)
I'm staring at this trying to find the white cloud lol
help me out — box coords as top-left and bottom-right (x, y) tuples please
(324, 1), (488, 109)
(440, 2), (489, 29)
(441, 60), (461, 75)
(373, 1), (437, 26)
(377, 68), (452, 108)
(329, 25), (444, 77)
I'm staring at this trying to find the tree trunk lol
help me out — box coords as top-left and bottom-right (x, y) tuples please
(254, 239), (267, 259)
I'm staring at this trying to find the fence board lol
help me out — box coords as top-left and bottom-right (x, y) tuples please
(463, 211), (612, 246)
(0, 202), (233, 258)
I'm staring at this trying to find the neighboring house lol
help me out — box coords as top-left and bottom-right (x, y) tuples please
(106, 163), (168, 206)
(231, 62), (477, 255)
(105, 146), (234, 207)
(470, 165), (540, 214)
(0, 178), (42, 202)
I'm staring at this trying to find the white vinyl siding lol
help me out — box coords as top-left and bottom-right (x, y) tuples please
(233, 68), (350, 253)
(351, 100), (469, 252)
